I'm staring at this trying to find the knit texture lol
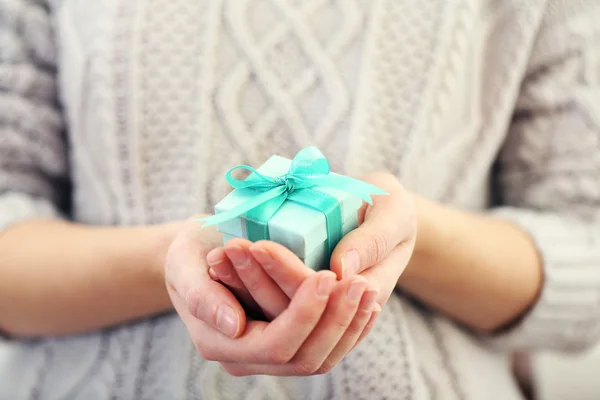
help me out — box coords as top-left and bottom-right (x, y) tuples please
(2, 0), (600, 399)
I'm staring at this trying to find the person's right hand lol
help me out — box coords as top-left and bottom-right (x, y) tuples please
(164, 218), (248, 338)
(165, 218), (378, 376)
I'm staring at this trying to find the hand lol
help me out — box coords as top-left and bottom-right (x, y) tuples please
(165, 218), (247, 338)
(330, 171), (417, 309)
(165, 218), (377, 376)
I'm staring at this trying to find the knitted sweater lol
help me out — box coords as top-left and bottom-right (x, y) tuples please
(2, 0), (600, 398)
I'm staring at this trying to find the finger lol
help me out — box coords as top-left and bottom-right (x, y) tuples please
(220, 276), (369, 377)
(165, 225), (246, 338)
(343, 244), (412, 350)
(359, 243), (415, 306)
(170, 290), (246, 366)
(222, 308), (381, 377)
(225, 239), (291, 320)
(330, 173), (415, 279)
(249, 240), (315, 298)
(192, 271), (337, 364)
(207, 248), (262, 317)
(287, 276), (368, 375)
(321, 288), (379, 369)
(352, 303), (382, 351)
(207, 247), (245, 289)
(256, 271), (337, 363)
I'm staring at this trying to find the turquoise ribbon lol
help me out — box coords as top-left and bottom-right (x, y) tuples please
(200, 147), (387, 258)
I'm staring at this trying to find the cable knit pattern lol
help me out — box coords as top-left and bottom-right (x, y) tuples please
(2, 0), (600, 399)
(0, 0), (67, 219)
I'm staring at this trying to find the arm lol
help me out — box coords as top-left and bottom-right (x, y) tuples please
(398, 195), (542, 333)
(0, 220), (179, 337)
(0, 1), (176, 337)
(399, 1), (600, 350)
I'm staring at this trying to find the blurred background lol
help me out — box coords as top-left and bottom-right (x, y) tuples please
(532, 346), (600, 400)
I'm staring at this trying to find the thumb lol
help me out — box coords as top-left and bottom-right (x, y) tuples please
(165, 223), (246, 338)
(330, 174), (415, 279)
(330, 219), (396, 280)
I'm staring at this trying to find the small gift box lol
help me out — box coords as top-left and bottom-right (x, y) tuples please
(200, 147), (386, 270)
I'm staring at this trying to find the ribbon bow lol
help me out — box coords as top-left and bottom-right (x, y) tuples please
(200, 147), (387, 258)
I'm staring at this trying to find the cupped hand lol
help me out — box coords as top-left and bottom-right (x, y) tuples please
(330, 171), (417, 310)
(165, 218), (378, 376)
(165, 218), (247, 338)
(207, 238), (381, 374)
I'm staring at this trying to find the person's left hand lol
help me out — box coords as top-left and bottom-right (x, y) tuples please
(209, 170), (417, 330)
(329, 171), (417, 306)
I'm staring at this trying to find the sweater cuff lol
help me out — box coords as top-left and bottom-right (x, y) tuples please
(483, 207), (600, 352)
(0, 192), (62, 230)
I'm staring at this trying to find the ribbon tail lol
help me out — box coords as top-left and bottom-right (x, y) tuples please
(245, 194), (289, 242)
(198, 187), (286, 227)
(312, 176), (388, 205)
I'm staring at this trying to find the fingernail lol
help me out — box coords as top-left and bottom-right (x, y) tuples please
(347, 278), (366, 301)
(372, 303), (382, 313)
(317, 273), (337, 297)
(217, 271), (232, 280)
(250, 246), (273, 269)
(361, 289), (379, 311)
(227, 245), (249, 269)
(208, 268), (218, 280)
(206, 253), (225, 267)
(342, 250), (360, 278)
(216, 304), (239, 338)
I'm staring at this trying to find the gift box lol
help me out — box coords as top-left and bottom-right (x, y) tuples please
(200, 147), (386, 270)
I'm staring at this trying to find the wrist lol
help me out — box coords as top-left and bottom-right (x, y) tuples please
(398, 194), (449, 290)
(146, 222), (183, 282)
(145, 215), (213, 284)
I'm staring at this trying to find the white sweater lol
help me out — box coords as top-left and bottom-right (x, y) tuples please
(2, 0), (600, 398)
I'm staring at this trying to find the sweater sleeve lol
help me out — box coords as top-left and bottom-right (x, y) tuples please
(486, 1), (600, 352)
(0, 0), (69, 230)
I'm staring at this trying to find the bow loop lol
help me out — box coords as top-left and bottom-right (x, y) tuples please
(225, 165), (276, 190)
(288, 147), (331, 177)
